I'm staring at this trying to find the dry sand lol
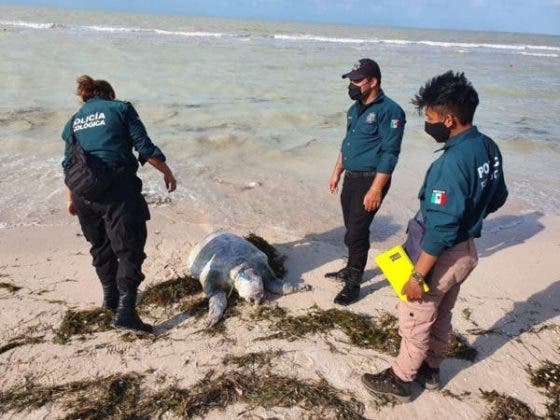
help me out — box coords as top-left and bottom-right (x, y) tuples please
(0, 201), (559, 419)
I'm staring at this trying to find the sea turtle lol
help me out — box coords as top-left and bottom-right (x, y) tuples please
(187, 231), (310, 327)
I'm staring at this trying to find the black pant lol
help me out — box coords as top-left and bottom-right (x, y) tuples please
(73, 172), (150, 291)
(341, 173), (390, 273)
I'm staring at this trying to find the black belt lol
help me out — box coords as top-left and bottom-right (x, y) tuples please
(345, 170), (376, 178)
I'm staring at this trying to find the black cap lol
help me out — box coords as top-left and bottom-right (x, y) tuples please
(342, 58), (381, 82)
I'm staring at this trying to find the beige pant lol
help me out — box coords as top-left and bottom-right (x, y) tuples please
(392, 239), (478, 382)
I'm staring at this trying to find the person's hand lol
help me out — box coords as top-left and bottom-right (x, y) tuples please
(402, 278), (425, 301)
(164, 171), (177, 192)
(67, 201), (77, 216)
(363, 188), (382, 212)
(328, 173), (341, 194)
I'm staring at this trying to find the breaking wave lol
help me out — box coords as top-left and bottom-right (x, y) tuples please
(1, 19), (558, 56)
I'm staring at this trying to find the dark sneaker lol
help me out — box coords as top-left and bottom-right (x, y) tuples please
(361, 368), (412, 403)
(415, 362), (440, 390)
(324, 267), (350, 282)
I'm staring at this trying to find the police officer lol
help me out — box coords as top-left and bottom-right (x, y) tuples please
(327, 58), (406, 305)
(62, 75), (177, 334)
(361, 71), (508, 402)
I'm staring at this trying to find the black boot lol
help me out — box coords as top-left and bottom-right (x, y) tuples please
(324, 266), (350, 282)
(362, 368), (412, 403)
(112, 285), (153, 334)
(100, 280), (119, 310)
(333, 267), (362, 305)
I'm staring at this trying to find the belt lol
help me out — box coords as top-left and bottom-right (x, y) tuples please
(345, 170), (376, 178)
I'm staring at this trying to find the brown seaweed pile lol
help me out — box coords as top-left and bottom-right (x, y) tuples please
(245, 233), (287, 278)
(529, 360), (560, 419)
(254, 305), (477, 360)
(0, 373), (143, 419)
(138, 275), (201, 309)
(53, 308), (114, 344)
(480, 389), (540, 420)
(0, 335), (44, 355)
(0, 282), (21, 293)
(0, 366), (365, 419)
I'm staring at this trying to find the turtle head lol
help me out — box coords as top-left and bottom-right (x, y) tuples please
(234, 268), (264, 304)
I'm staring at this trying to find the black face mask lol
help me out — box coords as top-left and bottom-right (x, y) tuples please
(424, 121), (450, 143)
(348, 83), (362, 101)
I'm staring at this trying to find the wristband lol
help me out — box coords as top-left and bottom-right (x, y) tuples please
(411, 271), (425, 283)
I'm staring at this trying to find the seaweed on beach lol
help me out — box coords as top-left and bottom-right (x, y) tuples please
(527, 324), (560, 335)
(529, 360), (560, 419)
(0, 336), (44, 355)
(53, 308), (114, 344)
(0, 281), (21, 293)
(245, 233), (287, 278)
(255, 306), (477, 360)
(480, 389), (540, 420)
(0, 373), (143, 419)
(441, 389), (471, 401)
(250, 304), (288, 321)
(179, 296), (209, 319)
(256, 306), (401, 356)
(222, 349), (284, 369)
(0, 363), (365, 419)
(138, 275), (202, 308)
(139, 369), (366, 419)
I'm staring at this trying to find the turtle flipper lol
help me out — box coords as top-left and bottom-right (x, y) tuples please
(206, 291), (227, 328)
(263, 276), (311, 295)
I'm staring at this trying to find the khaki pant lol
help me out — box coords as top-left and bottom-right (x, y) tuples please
(392, 239), (478, 382)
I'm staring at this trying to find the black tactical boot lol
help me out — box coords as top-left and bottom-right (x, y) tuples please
(362, 368), (412, 403)
(333, 267), (362, 305)
(415, 362), (441, 390)
(112, 285), (153, 334)
(100, 280), (119, 310)
(324, 266), (350, 282)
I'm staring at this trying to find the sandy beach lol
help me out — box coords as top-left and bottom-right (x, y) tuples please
(1, 6), (559, 418)
(1, 199), (559, 419)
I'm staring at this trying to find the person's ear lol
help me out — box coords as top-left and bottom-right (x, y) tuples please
(444, 113), (455, 128)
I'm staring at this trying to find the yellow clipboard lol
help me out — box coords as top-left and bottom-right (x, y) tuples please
(374, 245), (429, 301)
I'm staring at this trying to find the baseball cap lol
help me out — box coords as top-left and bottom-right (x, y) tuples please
(342, 58), (382, 82)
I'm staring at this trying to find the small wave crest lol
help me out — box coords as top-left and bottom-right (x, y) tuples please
(154, 29), (224, 38)
(82, 25), (148, 33)
(2, 19), (559, 55)
(517, 51), (559, 58)
(0, 19), (55, 29)
(274, 33), (560, 53)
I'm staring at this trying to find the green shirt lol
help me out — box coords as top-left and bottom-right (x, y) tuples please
(61, 97), (166, 171)
(420, 126), (509, 256)
(341, 90), (405, 173)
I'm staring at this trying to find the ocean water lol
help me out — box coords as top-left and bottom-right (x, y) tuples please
(1, 6), (559, 237)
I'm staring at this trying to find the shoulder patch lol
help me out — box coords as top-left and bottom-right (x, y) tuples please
(430, 190), (447, 206)
(390, 119), (401, 128)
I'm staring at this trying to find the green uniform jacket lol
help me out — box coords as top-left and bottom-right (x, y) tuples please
(420, 126), (509, 256)
(61, 97), (166, 171)
(341, 90), (406, 173)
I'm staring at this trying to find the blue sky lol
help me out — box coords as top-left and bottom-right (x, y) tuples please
(3, 0), (560, 35)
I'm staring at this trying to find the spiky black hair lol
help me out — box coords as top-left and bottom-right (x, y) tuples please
(412, 71), (479, 124)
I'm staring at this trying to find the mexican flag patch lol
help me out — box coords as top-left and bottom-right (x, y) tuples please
(390, 119), (401, 128)
(430, 190), (447, 206)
